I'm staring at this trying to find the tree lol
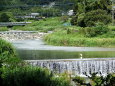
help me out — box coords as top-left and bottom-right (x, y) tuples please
(83, 9), (111, 27)
(71, 0), (112, 27)
(0, 12), (16, 22)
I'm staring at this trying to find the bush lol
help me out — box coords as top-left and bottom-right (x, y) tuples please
(73, 76), (86, 86)
(100, 31), (115, 38)
(79, 24), (109, 37)
(71, 16), (78, 25)
(88, 73), (115, 86)
(0, 39), (16, 57)
(0, 39), (16, 67)
(51, 73), (71, 86)
(76, 13), (85, 27)
(72, 73), (115, 86)
(2, 66), (71, 86)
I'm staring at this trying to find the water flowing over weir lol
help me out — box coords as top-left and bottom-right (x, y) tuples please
(26, 58), (115, 76)
(11, 39), (115, 76)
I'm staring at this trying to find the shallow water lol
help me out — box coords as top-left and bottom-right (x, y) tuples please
(12, 39), (115, 60)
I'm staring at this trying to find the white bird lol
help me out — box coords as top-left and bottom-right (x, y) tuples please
(80, 53), (83, 59)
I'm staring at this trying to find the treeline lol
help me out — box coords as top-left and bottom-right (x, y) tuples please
(0, 0), (75, 8)
(0, 0), (75, 17)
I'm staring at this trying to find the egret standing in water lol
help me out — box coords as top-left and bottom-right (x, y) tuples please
(80, 53), (83, 59)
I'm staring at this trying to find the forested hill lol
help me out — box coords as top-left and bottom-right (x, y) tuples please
(0, 0), (75, 5)
(0, 0), (112, 16)
(0, 0), (76, 11)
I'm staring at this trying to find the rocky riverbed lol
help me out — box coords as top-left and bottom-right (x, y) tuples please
(0, 31), (46, 41)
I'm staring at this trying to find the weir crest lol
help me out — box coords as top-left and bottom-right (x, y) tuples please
(26, 58), (115, 76)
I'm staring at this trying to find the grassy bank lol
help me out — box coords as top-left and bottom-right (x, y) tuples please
(44, 29), (115, 47)
(0, 17), (69, 32)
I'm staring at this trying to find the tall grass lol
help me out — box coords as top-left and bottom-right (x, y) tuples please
(2, 66), (71, 86)
(44, 31), (115, 47)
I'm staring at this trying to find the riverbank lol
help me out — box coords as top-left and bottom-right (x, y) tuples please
(44, 30), (115, 48)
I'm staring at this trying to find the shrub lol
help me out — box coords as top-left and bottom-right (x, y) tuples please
(72, 76), (86, 86)
(89, 73), (115, 86)
(72, 73), (115, 86)
(79, 24), (109, 37)
(0, 39), (16, 67)
(71, 16), (78, 25)
(100, 31), (115, 38)
(0, 39), (16, 57)
(77, 13), (85, 27)
(2, 66), (71, 86)
(51, 73), (71, 86)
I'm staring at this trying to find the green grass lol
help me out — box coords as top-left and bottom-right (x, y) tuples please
(108, 25), (115, 31)
(0, 27), (8, 31)
(12, 17), (68, 32)
(44, 30), (115, 47)
(1, 17), (115, 47)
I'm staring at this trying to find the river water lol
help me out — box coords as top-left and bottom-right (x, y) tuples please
(12, 39), (115, 60)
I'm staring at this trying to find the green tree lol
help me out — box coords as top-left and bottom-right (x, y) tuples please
(0, 12), (16, 22)
(84, 9), (111, 27)
(71, 0), (112, 26)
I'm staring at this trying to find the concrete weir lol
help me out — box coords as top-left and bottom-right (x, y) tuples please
(26, 58), (115, 76)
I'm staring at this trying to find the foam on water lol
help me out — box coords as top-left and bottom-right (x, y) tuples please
(26, 58), (115, 76)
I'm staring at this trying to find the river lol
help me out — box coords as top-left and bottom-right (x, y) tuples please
(12, 39), (115, 60)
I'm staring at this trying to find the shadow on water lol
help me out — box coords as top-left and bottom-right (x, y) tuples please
(16, 49), (115, 60)
(11, 39), (115, 60)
